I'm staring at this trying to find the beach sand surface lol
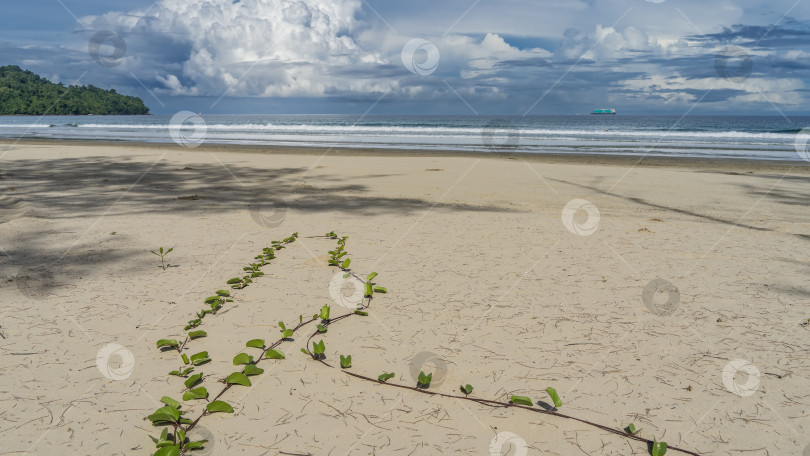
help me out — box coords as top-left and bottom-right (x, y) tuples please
(1, 141), (809, 455)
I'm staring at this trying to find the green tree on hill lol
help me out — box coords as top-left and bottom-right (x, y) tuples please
(0, 65), (149, 115)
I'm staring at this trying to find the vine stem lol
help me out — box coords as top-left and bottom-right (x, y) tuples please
(303, 317), (702, 456)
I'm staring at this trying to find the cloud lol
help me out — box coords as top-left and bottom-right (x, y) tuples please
(78, 0), (386, 97)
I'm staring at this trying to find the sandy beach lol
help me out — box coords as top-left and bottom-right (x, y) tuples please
(1, 140), (809, 456)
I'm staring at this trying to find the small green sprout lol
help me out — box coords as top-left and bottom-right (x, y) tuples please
(417, 371), (432, 389)
(378, 372), (395, 382)
(340, 355), (352, 368)
(626, 423), (642, 435)
(460, 384), (473, 396)
(151, 247), (174, 270)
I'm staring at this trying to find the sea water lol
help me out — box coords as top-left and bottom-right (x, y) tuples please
(1, 114), (808, 161)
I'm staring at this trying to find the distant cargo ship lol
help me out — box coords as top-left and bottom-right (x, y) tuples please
(591, 108), (616, 115)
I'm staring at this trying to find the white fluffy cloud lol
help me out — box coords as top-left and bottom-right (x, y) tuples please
(79, 0), (387, 96)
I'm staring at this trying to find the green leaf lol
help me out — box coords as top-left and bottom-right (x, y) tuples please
(169, 370), (182, 376)
(206, 401), (234, 414)
(160, 396), (180, 409)
(225, 372), (251, 387)
(216, 290), (230, 297)
(282, 329), (294, 339)
(203, 296), (221, 304)
(153, 445), (180, 456)
(378, 372), (395, 382)
(156, 339), (179, 349)
(265, 349), (285, 359)
(178, 418), (193, 425)
(328, 259), (339, 266)
(340, 355), (352, 368)
(545, 387), (562, 408)
(176, 429), (185, 445)
(226, 278), (242, 284)
(320, 305), (330, 321)
(183, 441), (208, 450)
(510, 395), (533, 406)
(188, 330), (207, 340)
(373, 286), (387, 293)
(340, 258), (351, 269)
(278, 321), (286, 331)
(190, 351), (209, 363)
(192, 357), (211, 366)
(184, 373), (203, 389)
(147, 406), (180, 424)
(461, 384), (473, 395)
(166, 247), (174, 254)
(244, 365), (264, 376)
(652, 440), (667, 456)
(366, 272), (378, 281)
(355, 310), (368, 316)
(301, 348), (310, 356)
(181, 354), (189, 365)
(232, 353), (253, 365)
(313, 340), (326, 355)
(159, 428), (169, 442)
(299, 315), (303, 324)
(246, 339), (265, 349)
(317, 324), (327, 333)
(182, 387), (208, 401)
(626, 423), (641, 435)
(364, 282), (373, 297)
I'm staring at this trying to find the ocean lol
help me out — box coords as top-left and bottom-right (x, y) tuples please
(1, 114), (809, 162)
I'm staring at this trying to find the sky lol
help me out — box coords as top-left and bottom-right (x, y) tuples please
(2, 0), (810, 115)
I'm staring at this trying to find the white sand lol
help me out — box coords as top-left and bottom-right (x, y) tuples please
(1, 141), (809, 455)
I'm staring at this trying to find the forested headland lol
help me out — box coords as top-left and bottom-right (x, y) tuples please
(0, 65), (149, 115)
